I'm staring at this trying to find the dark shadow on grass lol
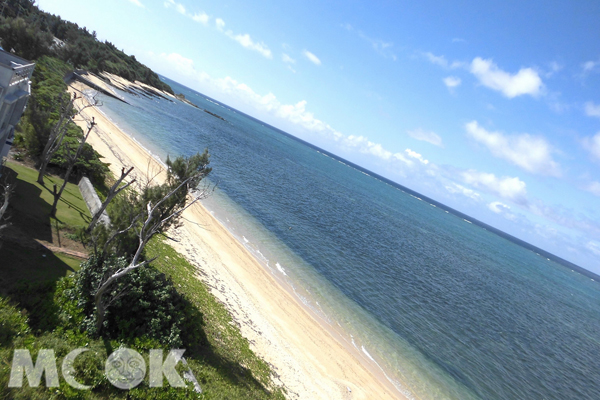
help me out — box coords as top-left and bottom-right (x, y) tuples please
(0, 243), (75, 333)
(3, 167), (53, 242)
(38, 178), (92, 224)
(0, 167), (80, 333)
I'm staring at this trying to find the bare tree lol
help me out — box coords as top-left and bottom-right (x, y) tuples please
(86, 166), (136, 233)
(37, 93), (98, 185)
(92, 151), (212, 332)
(50, 117), (96, 218)
(37, 93), (73, 184)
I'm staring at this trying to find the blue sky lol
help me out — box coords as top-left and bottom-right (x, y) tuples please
(39, 0), (600, 272)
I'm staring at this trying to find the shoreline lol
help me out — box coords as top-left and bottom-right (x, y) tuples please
(68, 80), (406, 400)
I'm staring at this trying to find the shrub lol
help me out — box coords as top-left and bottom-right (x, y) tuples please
(71, 256), (186, 348)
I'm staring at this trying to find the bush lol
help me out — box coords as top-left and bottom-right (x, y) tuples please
(13, 56), (110, 182)
(71, 256), (186, 348)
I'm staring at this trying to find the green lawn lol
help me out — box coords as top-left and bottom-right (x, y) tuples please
(6, 161), (91, 228)
(0, 162), (87, 294)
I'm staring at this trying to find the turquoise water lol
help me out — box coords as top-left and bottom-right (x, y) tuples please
(94, 77), (600, 399)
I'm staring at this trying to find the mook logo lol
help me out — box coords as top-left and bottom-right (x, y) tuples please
(8, 347), (199, 390)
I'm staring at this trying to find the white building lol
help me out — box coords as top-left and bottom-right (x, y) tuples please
(0, 49), (34, 160)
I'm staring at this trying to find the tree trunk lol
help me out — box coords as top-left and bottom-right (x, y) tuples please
(37, 94), (73, 185)
(37, 127), (68, 185)
(87, 167), (134, 232)
(93, 256), (151, 334)
(50, 119), (95, 218)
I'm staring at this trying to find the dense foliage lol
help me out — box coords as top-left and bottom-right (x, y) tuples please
(0, 0), (173, 94)
(13, 56), (109, 182)
(105, 150), (212, 258)
(72, 256), (186, 347)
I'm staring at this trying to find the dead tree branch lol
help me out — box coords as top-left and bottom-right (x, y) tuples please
(87, 166), (136, 232)
(50, 117), (96, 218)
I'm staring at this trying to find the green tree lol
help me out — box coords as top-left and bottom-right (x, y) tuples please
(93, 150), (212, 332)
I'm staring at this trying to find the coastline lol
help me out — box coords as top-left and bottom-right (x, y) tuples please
(68, 80), (406, 400)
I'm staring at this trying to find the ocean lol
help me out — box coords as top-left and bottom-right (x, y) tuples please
(94, 76), (600, 399)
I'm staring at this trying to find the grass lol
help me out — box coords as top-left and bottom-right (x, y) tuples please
(0, 162), (89, 295)
(0, 239), (286, 399)
(5, 161), (91, 228)
(146, 238), (285, 399)
(0, 244), (80, 292)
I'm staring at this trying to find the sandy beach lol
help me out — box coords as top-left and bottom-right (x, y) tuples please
(68, 80), (404, 400)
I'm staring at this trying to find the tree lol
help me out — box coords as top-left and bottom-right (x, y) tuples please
(37, 92), (71, 184)
(37, 92), (99, 184)
(92, 150), (212, 332)
(49, 116), (96, 218)
(86, 166), (135, 233)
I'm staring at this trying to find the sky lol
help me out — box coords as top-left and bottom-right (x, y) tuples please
(38, 0), (600, 273)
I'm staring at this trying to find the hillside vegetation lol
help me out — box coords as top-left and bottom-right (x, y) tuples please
(0, 0), (173, 94)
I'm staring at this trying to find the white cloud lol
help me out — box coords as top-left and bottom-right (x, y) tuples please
(407, 128), (443, 147)
(584, 101), (600, 118)
(545, 61), (563, 78)
(163, 1), (210, 26)
(158, 62), (341, 140)
(586, 181), (600, 197)
(164, 0), (186, 14)
(529, 202), (600, 239)
(443, 76), (461, 88)
(303, 50), (321, 65)
(582, 59), (600, 74)
(423, 52), (464, 69)
(586, 241), (600, 256)
(163, 5), (272, 60)
(405, 149), (429, 164)
(127, 0), (144, 8)
(367, 38), (396, 60)
(162, 52), (197, 77)
(465, 121), (560, 176)
(343, 24), (397, 60)
(226, 32), (272, 58)
(192, 12), (210, 25)
(462, 170), (527, 204)
(344, 136), (393, 160)
(582, 132), (600, 161)
(337, 136), (431, 169)
(470, 57), (543, 98)
(360, 35), (396, 60)
(445, 183), (480, 201)
(488, 201), (510, 214)
(282, 53), (296, 64)
(424, 52), (448, 67)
